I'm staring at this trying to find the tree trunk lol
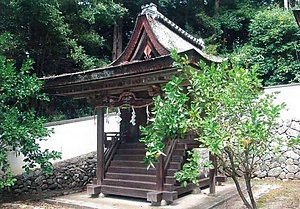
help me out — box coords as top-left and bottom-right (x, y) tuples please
(112, 17), (123, 61)
(225, 147), (253, 209)
(245, 171), (257, 209)
(215, 0), (220, 8)
(209, 153), (217, 194)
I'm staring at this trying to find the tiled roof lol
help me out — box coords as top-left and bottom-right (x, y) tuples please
(140, 3), (205, 50)
(111, 3), (225, 65)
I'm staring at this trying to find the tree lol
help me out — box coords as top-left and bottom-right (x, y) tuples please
(59, 0), (127, 68)
(0, 33), (61, 188)
(0, 0), (127, 121)
(156, 0), (279, 54)
(140, 51), (285, 209)
(232, 8), (300, 86)
(0, 0), (127, 77)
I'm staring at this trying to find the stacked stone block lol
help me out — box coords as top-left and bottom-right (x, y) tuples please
(254, 118), (300, 180)
(1, 152), (97, 194)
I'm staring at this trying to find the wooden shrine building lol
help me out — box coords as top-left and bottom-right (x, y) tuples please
(43, 3), (225, 204)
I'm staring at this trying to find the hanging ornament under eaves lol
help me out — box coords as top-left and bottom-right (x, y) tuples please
(116, 107), (122, 124)
(130, 106), (136, 126)
(105, 107), (110, 124)
(146, 105), (150, 124)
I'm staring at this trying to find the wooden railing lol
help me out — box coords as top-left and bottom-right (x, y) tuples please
(104, 132), (125, 171)
(164, 139), (179, 172)
(155, 138), (179, 191)
(154, 138), (219, 194)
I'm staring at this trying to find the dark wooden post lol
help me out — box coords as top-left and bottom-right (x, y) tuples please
(209, 153), (217, 194)
(96, 107), (105, 185)
(156, 155), (164, 191)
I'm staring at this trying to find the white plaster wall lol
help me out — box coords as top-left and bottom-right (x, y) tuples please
(264, 83), (300, 120)
(8, 114), (119, 175)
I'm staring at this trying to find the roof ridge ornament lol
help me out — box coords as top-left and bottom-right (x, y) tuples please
(141, 3), (158, 15)
(140, 3), (205, 50)
(141, 3), (159, 18)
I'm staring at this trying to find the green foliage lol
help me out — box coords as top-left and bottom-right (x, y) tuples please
(289, 136), (300, 146)
(44, 97), (94, 122)
(174, 150), (200, 187)
(179, 51), (284, 209)
(154, 1), (289, 55)
(139, 75), (189, 167)
(232, 8), (300, 86)
(0, 171), (15, 188)
(60, 0), (127, 68)
(0, 0), (127, 76)
(156, 0), (261, 54)
(177, 56), (283, 167)
(142, 50), (285, 209)
(0, 35), (61, 188)
(0, 0), (127, 121)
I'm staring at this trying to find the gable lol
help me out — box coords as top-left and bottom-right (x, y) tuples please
(111, 15), (169, 66)
(111, 3), (210, 66)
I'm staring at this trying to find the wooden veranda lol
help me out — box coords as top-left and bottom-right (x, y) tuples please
(43, 3), (226, 204)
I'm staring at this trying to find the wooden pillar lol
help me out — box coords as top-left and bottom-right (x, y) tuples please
(209, 153), (217, 194)
(96, 107), (105, 185)
(156, 155), (164, 191)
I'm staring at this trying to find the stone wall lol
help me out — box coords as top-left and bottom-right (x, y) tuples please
(195, 148), (210, 178)
(1, 152), (96, 195)
(254, 118), (300, 180)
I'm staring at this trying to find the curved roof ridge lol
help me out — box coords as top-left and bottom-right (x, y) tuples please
(140, 3), (205, 50)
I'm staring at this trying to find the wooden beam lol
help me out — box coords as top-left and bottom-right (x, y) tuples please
(97, 107), (105, 185)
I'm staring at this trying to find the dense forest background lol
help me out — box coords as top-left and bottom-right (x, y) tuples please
(0, 0), (299, 120)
